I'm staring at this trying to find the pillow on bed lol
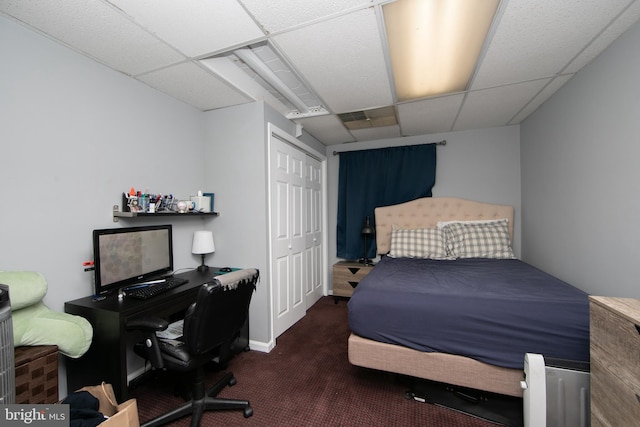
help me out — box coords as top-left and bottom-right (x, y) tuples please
(436, 218), (507, 228)
(388, 226), (449, 259)
(442, 219), (515, 259)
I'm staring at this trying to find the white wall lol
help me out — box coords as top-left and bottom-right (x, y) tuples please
(1, 16), (209, 394)
(326, 125), (522, 271)
(202, 102), (323, 348)
(521, 20), (640, 298)
(201, 102), (270, 346)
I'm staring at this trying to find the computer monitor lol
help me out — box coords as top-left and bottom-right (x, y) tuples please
(92, 224), (173, 295)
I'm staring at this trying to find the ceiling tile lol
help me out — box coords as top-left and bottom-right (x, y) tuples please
(509, 74), (574, 124)
(137, 63), (252, 111)
(295, 115), (354, 146)
(397, 94), (465, 136)
(564, 1), (640, 74)
(3, 0), (640, 146)
(107, 0), (265, 58)
(472, 0), (634, 90)
(272, 7), (392, 114)
(455, 79), (551, 131)
(351, 125), (402, 142)
(0, 0), (185, 76)
(239, 0), (372, 33)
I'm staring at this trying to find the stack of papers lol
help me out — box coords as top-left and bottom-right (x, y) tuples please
(156, 319), (183, 340)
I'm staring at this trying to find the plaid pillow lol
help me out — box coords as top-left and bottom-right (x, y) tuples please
(388, 226), (449, 259)
(443, 219), (515, 259)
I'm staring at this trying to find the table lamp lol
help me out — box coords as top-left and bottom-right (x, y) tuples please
(192, 230), (215, 272)
(360, 216), (375, 266)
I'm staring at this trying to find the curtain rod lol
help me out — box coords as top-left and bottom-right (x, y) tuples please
(333, 139), (446, 156)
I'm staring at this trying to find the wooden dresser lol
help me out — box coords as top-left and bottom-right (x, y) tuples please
(332, 261), (374, 299)
(589, 296), (640, 426)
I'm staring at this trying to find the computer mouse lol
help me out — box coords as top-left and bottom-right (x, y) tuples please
(220, 267), (233, 272)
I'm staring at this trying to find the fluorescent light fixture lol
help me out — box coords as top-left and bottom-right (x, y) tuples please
(234, 48), (310, 114)
(202, 43), (328, 119)
(383, 0), (499, 101)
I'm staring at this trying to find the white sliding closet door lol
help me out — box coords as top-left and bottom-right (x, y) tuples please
(269, 126), (325, 339)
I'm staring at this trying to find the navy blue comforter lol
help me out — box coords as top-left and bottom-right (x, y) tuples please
(347, 257), (589, 369)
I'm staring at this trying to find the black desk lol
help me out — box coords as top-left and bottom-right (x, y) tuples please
(65, 268), (248, 401)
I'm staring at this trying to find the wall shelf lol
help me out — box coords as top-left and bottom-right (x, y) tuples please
(112, 206), (219, 222)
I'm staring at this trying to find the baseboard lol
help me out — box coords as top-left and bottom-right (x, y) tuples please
(249, 339), (275, 353)
(127, 365), (149, 385)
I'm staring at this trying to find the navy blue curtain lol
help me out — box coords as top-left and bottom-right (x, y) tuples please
(337, 144), (437, 260)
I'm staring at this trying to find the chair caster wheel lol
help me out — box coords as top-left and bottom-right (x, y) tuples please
(229, 377), (237, 386)
(244, 406), (253, 418)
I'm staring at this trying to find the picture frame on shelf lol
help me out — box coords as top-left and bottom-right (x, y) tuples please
(203, 193), (215, 212)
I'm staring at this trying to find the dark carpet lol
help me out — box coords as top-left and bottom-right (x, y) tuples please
(130, 296), (507, 426)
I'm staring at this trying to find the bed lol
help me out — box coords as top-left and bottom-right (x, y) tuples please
(347, 197), (590, 397)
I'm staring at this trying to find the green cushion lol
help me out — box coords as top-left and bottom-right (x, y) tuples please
(0, 271), (47, 310)
(11, 301), (93, 358)
(0, 270), (93, 358)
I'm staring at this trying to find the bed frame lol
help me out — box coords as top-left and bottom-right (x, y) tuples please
(347, 197), (524, 397)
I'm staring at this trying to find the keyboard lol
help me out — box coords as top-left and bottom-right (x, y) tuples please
(126, 277), (189, 300)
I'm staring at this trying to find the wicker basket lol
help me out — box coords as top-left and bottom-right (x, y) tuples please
(14, 345), (58, 404)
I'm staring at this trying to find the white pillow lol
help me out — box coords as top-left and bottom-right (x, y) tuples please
(437, 218), (509, 229)
(441, 219), (515, 259)
(388, 226), (450, 259)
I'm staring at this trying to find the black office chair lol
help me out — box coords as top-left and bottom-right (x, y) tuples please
(127, 269), (258, 427)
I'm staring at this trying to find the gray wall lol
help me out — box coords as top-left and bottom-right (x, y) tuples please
(0, 16), (208, 310)
(201, 102), (323, 348)
(521, 20), (640, 298)
(326, 125), (522, 271)
(202, 102), (269, 344)
(1, 16), (212, 394)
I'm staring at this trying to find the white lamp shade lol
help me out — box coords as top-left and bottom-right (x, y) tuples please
(192, 230), (215, 255)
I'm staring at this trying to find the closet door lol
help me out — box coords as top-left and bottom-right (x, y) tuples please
(271, 137), (306, 337)
(304, 155), (323, 309)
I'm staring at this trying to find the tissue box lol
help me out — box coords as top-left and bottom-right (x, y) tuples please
(190, 195), (211, 212)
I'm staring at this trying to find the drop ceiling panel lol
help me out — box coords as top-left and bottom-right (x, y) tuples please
(296, 115), (355, 146)
(509, 75), (574, 124)
(472, 0), (635, 90)
(272, 8), (393, 114)
(107, 0), (265, 58)
(137, 62), (252, 111)
(3, 1), (640, 146)
(239, 0), (372, 33)
(351, 125), (402, 142)
(455, 79), (551, 131)
(397, 94), (465, 136)
(0, 0), (185, 76)
(564, 1), (640, 74)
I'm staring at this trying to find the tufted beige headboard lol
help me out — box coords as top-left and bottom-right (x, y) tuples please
(374, 197), (514, 255)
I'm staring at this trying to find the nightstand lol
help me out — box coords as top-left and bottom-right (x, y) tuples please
(332, 261), (375, 302)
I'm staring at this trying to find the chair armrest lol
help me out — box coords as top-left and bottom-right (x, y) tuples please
(125, 317), (168, 332)
(126, 317), (168, 369)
